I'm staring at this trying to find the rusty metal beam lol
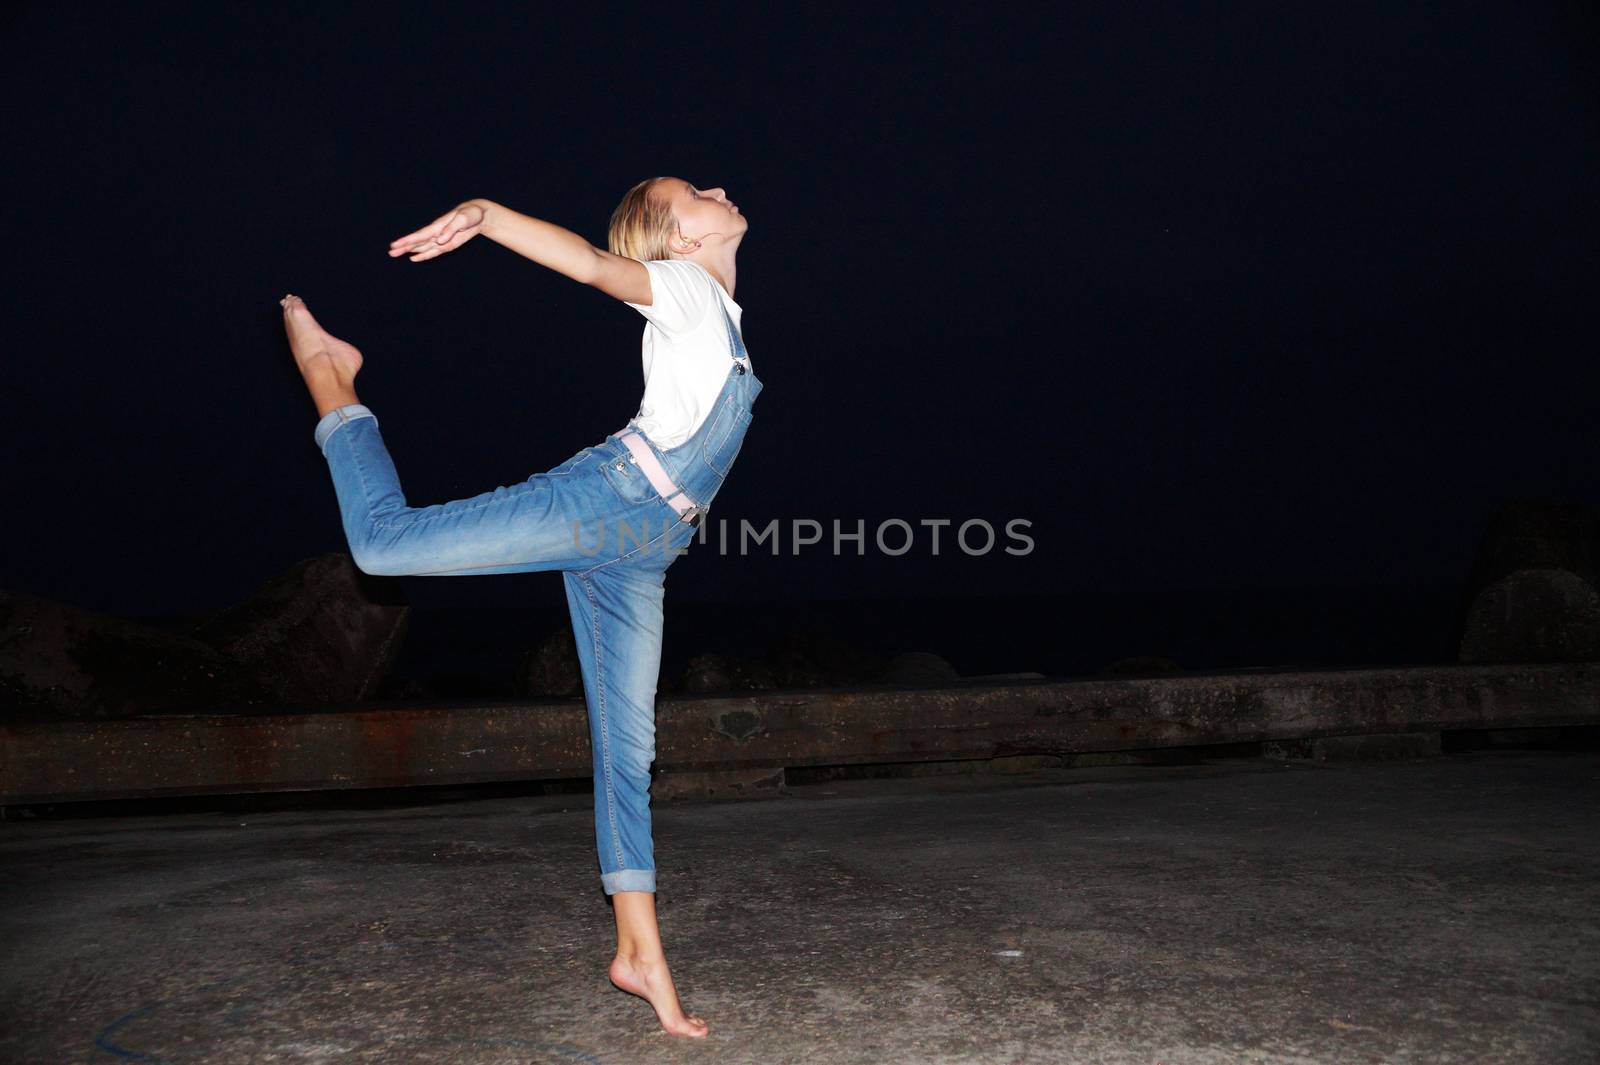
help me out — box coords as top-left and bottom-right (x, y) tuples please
(3, 664), (1597, 805)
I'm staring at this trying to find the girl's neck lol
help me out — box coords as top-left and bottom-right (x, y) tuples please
(679, 250), (738, 300)
(706, 263), (736, 299)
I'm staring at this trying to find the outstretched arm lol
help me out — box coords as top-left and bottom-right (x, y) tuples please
(388, 199), (652, 305)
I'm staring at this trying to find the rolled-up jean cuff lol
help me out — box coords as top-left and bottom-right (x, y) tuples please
(314, 404), (377, 453)
(601, 869), (657, 895)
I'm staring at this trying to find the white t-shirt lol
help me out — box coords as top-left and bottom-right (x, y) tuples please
(623, 259), (752, 449)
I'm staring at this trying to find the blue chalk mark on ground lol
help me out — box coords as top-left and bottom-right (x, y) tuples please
(94, 997), (608, 1065)
(91, 950), (605, 1065)
(388, 1037), (607, 1062)
(93, 1003), (171, 1063)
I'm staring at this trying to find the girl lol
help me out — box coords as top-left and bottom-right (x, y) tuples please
(279, 177), (760, 1038)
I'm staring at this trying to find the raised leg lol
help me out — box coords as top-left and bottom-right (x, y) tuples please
(313, 408), (602, 576)
(282, 295), (361, 417)
(283, 296), (616, 577)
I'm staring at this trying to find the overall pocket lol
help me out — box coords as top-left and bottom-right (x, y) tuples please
(601, 450), (661, 508)
(701, 396), (754, 478)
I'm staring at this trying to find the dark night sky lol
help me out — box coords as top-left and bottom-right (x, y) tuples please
(2, 3), (1596, 618)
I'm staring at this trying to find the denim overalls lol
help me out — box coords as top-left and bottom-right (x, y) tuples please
(311, 299), (762, 895)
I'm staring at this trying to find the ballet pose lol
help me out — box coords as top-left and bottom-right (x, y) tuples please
(280, 177), (759, 1037)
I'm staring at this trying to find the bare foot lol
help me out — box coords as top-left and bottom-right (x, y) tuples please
(279, 294), (363, 417)
(608, 952), (709, 1038)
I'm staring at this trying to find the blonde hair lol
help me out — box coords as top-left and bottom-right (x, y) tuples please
(607, 176), (677, 261)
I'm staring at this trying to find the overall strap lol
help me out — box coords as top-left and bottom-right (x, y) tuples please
(717, 298), (748, 362)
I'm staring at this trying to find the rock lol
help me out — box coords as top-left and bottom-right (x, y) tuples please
(1464, 503), (1600, 599)
(0, 589), (275, 721)
(1102, 656), (1183, 675)
(1456, 503), (1600, 659)
(765, 654), (826, 689)
(879, 651), (960, 685)
(681, 652), (733, 693)
(733, 656), (777, 691)
(514, 628), (583, 698)
(1458, 568), (1600, 664)
(680, 653), (776, 694)
(765, 627), (888, 688)
(190, 553), (409, 707)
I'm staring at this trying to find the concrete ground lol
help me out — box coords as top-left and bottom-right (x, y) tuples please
(1, 751), (1597, 1065)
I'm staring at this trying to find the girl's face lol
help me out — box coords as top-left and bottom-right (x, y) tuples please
(660, 177), (747, 247)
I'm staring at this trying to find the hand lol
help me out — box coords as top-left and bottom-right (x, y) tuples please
(388, 201), (487, 262)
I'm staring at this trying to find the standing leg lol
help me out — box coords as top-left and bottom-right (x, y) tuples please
(562, 562), (708, 1038)
(563, 564), (664, 893)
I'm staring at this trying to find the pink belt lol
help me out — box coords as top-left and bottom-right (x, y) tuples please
(615, 428), (703, 526)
